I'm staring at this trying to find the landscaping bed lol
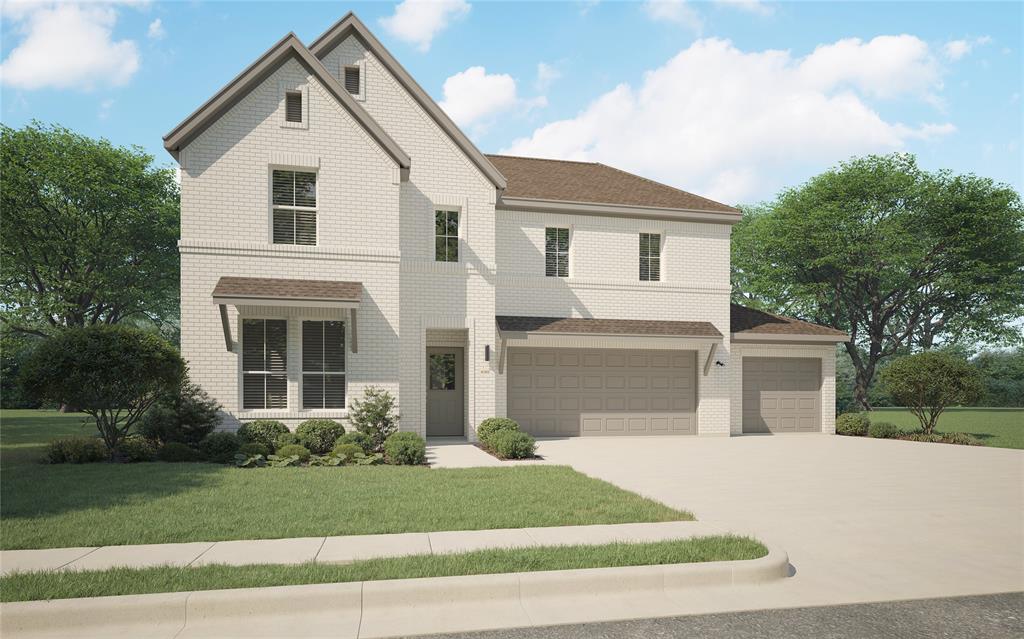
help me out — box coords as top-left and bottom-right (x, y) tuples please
(0, 536), (765, 602)
(867, 408), (1023, 450)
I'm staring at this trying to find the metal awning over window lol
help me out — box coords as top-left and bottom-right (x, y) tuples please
(211, 276), (361, 352)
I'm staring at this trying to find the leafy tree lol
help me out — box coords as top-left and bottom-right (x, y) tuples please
(880, 352), (983, 434)
(20, 325), (185, 457)
(732, 153), (1024, 409)
(971, 348), (1024, 407)
(348, 387), (399, 452)
(0, 122), (180, 338)
(0, 330), (41, 408)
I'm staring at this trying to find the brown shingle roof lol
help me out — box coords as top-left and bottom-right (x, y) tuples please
(212, 277), (361, 302)
(497, 315), (722, 338)
(731, 304), (848, 338)
(487, 155), (739, 214)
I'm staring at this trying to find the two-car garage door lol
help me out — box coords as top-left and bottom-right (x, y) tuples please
(506, 348), (697, 437)
(742, 357), (821, 433)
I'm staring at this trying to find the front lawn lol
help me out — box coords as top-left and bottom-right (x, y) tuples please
(0, 410), (691, 550)
(0, 535), (765, 602)
(867, 407), (1024, 450)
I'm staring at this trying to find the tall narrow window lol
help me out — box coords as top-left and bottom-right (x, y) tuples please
(344, 66), (360, 95)
(545, 227), (569, 277)
(434, 210), (459, 262)
(284, 91), (302, 123)
(639, 232), (661, 281)
(272, 170), (317, 245)
(242, 319), (287, 409)
(302, 320), (346, 409)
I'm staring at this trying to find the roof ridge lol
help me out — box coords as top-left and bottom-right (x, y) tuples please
(595, 162), (737, 212)
(486, 154), (599, 166)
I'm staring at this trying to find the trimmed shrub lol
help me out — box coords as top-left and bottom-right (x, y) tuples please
(487, 430), (536, 459)
(157, 442), (202, 462)
(335, 431), (372, 454)
(296, 419), (345, 455)
(880, 352), (983, 434)
(238, 420), (289, 452)
(239, 442), (270, 458)
(44, 436), (107, 464)
(943, 432), (983, 446)
(383, 432), (426, 465)
(836, 413), (870, 436)
(115, 434), (157, 462)
(868, 421), (901, 439)
(139, 380), (221, 446)
(276, 444), (311, 463)
(275, 431), (301, 449)
(477, 417), (519, 443)
(348, 387), (399, 451)
(199, 432), (241, 464)
(331, 442), (364, 463)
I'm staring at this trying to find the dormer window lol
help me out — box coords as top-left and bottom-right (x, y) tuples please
(284, 91), (302, 123)
(344, 66), (360, 95)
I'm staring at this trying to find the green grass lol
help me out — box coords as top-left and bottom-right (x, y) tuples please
(867, 407), (1024, 450)
(0, 410), (691, 550)
(0, 536), (765, 602)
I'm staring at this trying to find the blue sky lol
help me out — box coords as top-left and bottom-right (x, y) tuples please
(2, 1), (1021, 205)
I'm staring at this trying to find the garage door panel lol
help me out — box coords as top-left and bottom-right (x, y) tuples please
(743, 357), (821, 434)
(508, 348), (697, 437)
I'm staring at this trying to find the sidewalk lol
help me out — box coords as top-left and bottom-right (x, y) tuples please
(0, 521), (727, 575)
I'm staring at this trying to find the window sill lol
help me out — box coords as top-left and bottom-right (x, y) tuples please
(281, 121), (308, 130)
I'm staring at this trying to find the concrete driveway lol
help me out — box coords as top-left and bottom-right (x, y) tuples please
(536, 434), (1024, 609)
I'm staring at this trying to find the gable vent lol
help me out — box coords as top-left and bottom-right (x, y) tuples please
(344, 66), (360, 95)
(285, 91), (302, 122)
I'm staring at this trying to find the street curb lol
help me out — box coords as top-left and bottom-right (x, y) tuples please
(0, 545), (789, 638)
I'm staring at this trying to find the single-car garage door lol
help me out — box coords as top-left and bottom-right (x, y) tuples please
(507, 348), (697, 437)
(742, 357), (821, 433)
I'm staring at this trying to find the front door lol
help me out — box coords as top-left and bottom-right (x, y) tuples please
(426, 347), (464, 437)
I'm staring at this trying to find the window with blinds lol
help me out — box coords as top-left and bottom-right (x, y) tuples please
(434, 210), (459, 262)
(272, 170), (317, 245)
(302, 320), (346, 409)
(344, 66), (360, 95)
(545, 227), (569, 277)
(640, 232), (661, 281)
(284, 91), (302, 123)
(242, 319), (287, 410)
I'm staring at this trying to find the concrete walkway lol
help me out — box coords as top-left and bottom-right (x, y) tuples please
(0, 521), (723, 576)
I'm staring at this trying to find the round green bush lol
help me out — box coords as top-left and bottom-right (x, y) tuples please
(239, 442), (270, 457)
(275, 431), (301, 450)
(836, 413), (870, 436)
(115, 434), (157, 462)
(335, 431), (372, 454)
(44, 436), (107, 464)
(296, 419), (346, 455)
(139, 380), (221, 446)
(868, 421), (901, 439)
(331, 442), (364, 462)
(156, 442), (202, 462)
(383, 432), (426, 465)
(487, 430), (536, 459)
(477, 417), (520, 442)
(276, 444), (311, 462)
(238, 420), (289, 451)
(944, 432), (983, 446)
(199, 432), (241, 464)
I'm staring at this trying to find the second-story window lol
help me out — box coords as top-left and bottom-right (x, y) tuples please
(545, 227), (569, 277)
(435, 210), (459, 262)
(640, 232), (661, 281)
(272, 169), (317, 245)
(284, 91), (302, 123)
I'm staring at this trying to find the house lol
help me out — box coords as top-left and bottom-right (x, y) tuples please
(164, 13), (849, 439)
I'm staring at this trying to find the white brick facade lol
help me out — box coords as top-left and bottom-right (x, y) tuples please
(175, 21), (839, 438)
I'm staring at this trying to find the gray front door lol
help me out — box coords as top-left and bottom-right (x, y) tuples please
(426, 347), (464, 437)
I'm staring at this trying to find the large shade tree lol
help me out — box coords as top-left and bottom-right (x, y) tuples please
(0, 122), (180, 338)
(732, 153), (1024, 409)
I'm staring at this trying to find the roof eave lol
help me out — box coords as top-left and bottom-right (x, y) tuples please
(731, 332), (850, 343)
(497, 196), (743, 225)
(308, 13), (507, 190)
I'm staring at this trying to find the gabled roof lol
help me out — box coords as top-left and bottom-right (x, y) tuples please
(730, 304), (849, 341)
(497, 315), (722, 339)
(163, 33), (410, 169)
(309, 13), (507, 190)
(488, 155), (739, 215)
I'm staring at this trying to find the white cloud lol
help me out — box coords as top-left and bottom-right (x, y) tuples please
(502, 37), (954, 203)
(943, 36), (993, 61)
(536, 62), (561, 91)
(0, 3), (140, 90)
(643, 0), (703, 32)
(379, 0), (470, 52)
(716, 0), (774, 16)
(98, 98), (114, 120)
(439, 66), (546, 131)
(147, 18), (165, 40)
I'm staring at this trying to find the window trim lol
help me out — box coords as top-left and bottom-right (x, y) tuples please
(300, 319), (347, 410)
(544, 226), (571, 278)
(639, 231), (662, 282)
(279, 82), (309, 130)
(342, 60), (366, 101)
(268, 166), (319, 247)
(239, 317), (289, 411)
